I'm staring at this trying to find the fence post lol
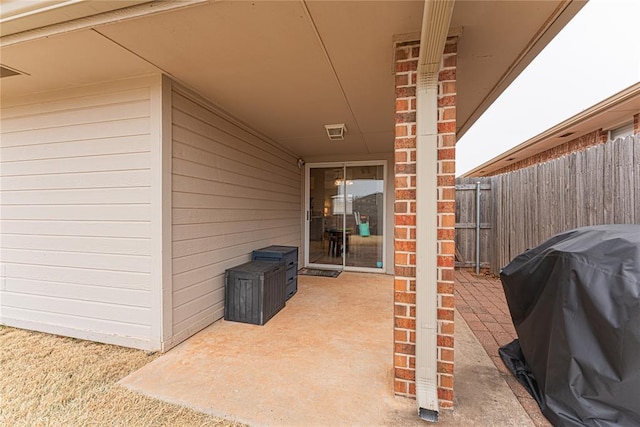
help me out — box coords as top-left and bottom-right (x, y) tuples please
(476, 181), (481, 274)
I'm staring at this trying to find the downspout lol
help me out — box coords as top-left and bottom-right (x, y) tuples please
(415, 0), (455, 421)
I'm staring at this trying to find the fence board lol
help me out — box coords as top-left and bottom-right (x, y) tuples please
(618, 136), (635, 223)
(490, 175), (502, 273)
(457, 135), (640, 275)
(603, 141), (615, 223)
(566, 155), (576, 230)
(575, 150), (586, 227)
(630, 135), (640, 224)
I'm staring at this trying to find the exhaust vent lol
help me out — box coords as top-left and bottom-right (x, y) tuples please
(324, 123), (347, 140)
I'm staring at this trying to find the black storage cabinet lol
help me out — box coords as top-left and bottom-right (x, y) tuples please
(224, 260), (286, 325)
(252, 245), (298, 300)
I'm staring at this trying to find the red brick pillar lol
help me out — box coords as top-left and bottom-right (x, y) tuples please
(435, 37), (458, 408)
(600, 129), (608, 143)
(393, 41), (419, 399)
(393, 37), (457, 409)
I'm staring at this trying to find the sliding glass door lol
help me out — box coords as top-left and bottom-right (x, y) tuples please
(306, 162), (385, 271)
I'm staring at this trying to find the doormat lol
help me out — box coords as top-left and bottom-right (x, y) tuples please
(299, 268), (341, 278)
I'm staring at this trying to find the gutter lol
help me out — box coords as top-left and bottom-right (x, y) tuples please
(1, 0), (209, 47)
(415, 0), (455, 421)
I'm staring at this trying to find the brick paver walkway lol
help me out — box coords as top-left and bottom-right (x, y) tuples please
(455, 269), (551, 427)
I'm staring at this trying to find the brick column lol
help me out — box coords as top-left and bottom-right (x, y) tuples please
(435, 37), (458, 408)
(394, 41), (419, 399)
(634, 113), (639, 135)
(393, 37), (457, 409)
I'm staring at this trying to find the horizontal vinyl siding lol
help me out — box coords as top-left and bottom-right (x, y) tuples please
(0, 81), (155, 348)
(171, 88), (301, 339)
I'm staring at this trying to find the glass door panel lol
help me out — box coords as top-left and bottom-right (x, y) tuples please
(344, 165), (384, 269)
(307, 163), (384, 271)
(308, 166), (344, 267)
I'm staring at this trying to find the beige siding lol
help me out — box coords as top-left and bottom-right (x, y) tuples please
(0, 78), (157, 349)
(171, 86), (301, 341)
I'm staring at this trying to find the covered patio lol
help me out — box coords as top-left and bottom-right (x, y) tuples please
(120, 271), (534, 426)
(1, 0), (584, 418)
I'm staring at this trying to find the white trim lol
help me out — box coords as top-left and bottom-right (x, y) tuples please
(3, 318), (160, 351)
(304, 160), (387, 273)
(300, 167), (306, 267)
(160, 75), (174, 348)
(1, 0), (209, 47)
(149, 74), (174, 351)
(304, 163), (311, 267)
(149, 75), (164, 346)
(1, 1), (85, 23)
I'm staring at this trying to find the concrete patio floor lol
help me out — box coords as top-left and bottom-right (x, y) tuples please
(121, 272), (534, 426)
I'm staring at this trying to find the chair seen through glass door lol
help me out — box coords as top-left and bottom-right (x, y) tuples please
(308, 164), (384, 270)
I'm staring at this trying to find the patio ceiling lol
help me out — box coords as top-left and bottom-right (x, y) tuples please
(0, 0), (585, 158)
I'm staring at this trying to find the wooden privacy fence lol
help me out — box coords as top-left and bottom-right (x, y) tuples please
(490, 134), (639, 273)
(456, 134), (640, 274)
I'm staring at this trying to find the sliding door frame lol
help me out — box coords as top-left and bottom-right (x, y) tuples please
(304, 160), (387, 273)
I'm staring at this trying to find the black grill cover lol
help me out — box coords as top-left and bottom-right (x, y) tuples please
(499, 224), (640, 427)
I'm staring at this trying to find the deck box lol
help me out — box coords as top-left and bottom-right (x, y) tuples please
(224, 260), (286, 325)
(252, 246), (298, 300)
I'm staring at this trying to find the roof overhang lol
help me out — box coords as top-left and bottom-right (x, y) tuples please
(452, 0), (586, 139)
(463, 81), (640, 177)
(0, 0), (155, 37)
(0, 0), (586, 159)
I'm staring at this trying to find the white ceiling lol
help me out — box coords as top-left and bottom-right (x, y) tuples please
(0, 0), (585, 158)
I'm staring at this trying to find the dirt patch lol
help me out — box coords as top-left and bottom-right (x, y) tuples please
(0, 327), (244, 426)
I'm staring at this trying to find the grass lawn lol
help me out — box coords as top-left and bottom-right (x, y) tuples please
(0, 326), (244, 426)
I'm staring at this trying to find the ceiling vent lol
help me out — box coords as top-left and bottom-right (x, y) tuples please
(559, 132), (574, 138)
(0, 65), (26, 78)
(324, 124), (347, 140)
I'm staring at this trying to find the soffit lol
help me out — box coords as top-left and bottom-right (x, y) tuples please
(93, 0), (424, 157)
(0, 29), (159, 95)
(0, 0), (582, 158)
(451, 0), (584, 138)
